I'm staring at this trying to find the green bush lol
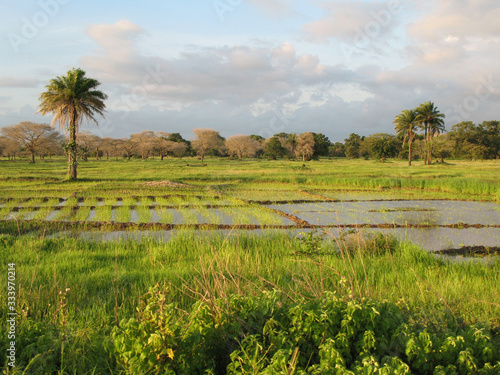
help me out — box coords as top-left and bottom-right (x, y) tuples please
(111, 286), (500, 374)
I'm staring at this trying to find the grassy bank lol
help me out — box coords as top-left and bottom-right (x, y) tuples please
(1, 232), (499, 373)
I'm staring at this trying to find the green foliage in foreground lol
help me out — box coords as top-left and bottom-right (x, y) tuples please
(111, 287), (499, 374)
(0, 232), (499, 374)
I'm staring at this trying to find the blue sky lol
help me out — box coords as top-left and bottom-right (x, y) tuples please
(1, 0), (499, 142)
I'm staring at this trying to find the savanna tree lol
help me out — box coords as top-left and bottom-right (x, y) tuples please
(264, 136), (286, 159)
(0, 122), (63, 163)
(295, 132), (316, 161)
(225, 135), (262, 159)
(191, 128), (225, 161)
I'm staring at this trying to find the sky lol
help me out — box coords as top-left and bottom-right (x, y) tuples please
(1, 0), (499, 142)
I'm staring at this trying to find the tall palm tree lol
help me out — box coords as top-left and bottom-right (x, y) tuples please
(38, 68), (107, 180)
(416, 101), (445, 165)
(394, 109), (422, 166)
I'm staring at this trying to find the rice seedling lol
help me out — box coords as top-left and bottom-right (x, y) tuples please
(135, 205), (153, 223)
(92, 205), (113, 222)
(178, 207), (200, 224)
(154, 206), (174, 224)
(114, 205), (131, 223)
(72, 206), (92, 221)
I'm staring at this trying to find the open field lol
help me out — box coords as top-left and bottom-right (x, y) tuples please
(1, 157), (499, 373)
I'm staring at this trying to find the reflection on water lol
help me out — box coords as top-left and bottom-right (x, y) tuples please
(270, 200), (500, 226)
(54, 226), (500, 254)
(9, 193), (500, 261)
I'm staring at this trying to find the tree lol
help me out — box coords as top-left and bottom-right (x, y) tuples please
(330, 142), (345, 157)
(225, 135), (262, 160)
(191, 128), (224, 161)
(479, 120), (500, 159)
(416, 101), (445, 165)
(38, 68), (107, 180)
(0, 122), (63, 163)
(431, 133), (453, 163)
(122, 138), (137, 160)
(264, 136), (286, 159)
(344, 133), (362, 159)
(365, 133), (399, 160)
(101, 137), (116, 159)
(312, 133), (332, 158)
(394, 109), (422, 166)
(170, 142), (188, 158)
(0, 136), (8, 157)
(295, 132), (316, 161)
(77, 131), (102, 161)
(131, 131), (156, 159)
(249, 134), (265, 143)
(286, 133), (298, 159)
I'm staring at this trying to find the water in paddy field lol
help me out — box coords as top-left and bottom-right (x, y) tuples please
(269, 200), (500, 227)
(4, 191), (500, 258)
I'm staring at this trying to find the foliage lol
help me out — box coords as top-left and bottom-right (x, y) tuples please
(191, 128), (225, 161)
(394, 109), (422, 166)
(295, 132), (316, 161)
(264, 136), (286, 159)
(344, 133), (363, 159)
(449, 121), (500, 160)
(111, 287), (500, 374)
(0, 122), (64, 163)
(365, 133), (400, 160)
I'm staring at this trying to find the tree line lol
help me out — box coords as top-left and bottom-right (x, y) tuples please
(0, 67), (498, 172)
(2, 119), (498, 164)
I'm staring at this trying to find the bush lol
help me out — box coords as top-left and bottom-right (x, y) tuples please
(111, 286), (500, 374)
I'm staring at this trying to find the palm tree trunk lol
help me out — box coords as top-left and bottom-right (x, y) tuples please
(69, 113), (77, 180)
(424, 123), (428, 165)
(408, 141), (412, 166)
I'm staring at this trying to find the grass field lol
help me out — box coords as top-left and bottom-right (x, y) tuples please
(1, 157), (499, 373)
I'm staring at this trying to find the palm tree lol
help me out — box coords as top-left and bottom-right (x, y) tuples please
(416, 101), (445, 165)
(394, 109), (422, 166)
(38, 68), (107, 180)
(288, 133), (298, 160)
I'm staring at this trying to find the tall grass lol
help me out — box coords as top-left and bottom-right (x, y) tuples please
(0, 231), (498, 373)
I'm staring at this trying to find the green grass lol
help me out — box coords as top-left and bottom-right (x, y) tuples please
(1, 157), (499, 201)
(0, 232), (498, 373)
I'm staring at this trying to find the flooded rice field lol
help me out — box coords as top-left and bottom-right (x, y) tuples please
(2, 192), (499, 258)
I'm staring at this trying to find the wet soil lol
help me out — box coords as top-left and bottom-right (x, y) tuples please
(434, 246), (500, 257)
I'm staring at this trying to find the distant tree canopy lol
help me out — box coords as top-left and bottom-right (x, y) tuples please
(449, 121), (500, 160)
(0, 122), (63, 163)
(365, 133), (400, 160)
(191, 128), (225, 161)
(264, 136), (286, 159)
(1, 103), (498, 163)
(393, 101), (446, 165)
(344, 133), (363, 159)
(225, 135), (262, 160)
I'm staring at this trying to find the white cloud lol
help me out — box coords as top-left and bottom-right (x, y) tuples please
(245, 0), (293, 17)
(304, 0), (410, 42)
(0, 77), (39, 88)
(80, 20), (356, 111)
